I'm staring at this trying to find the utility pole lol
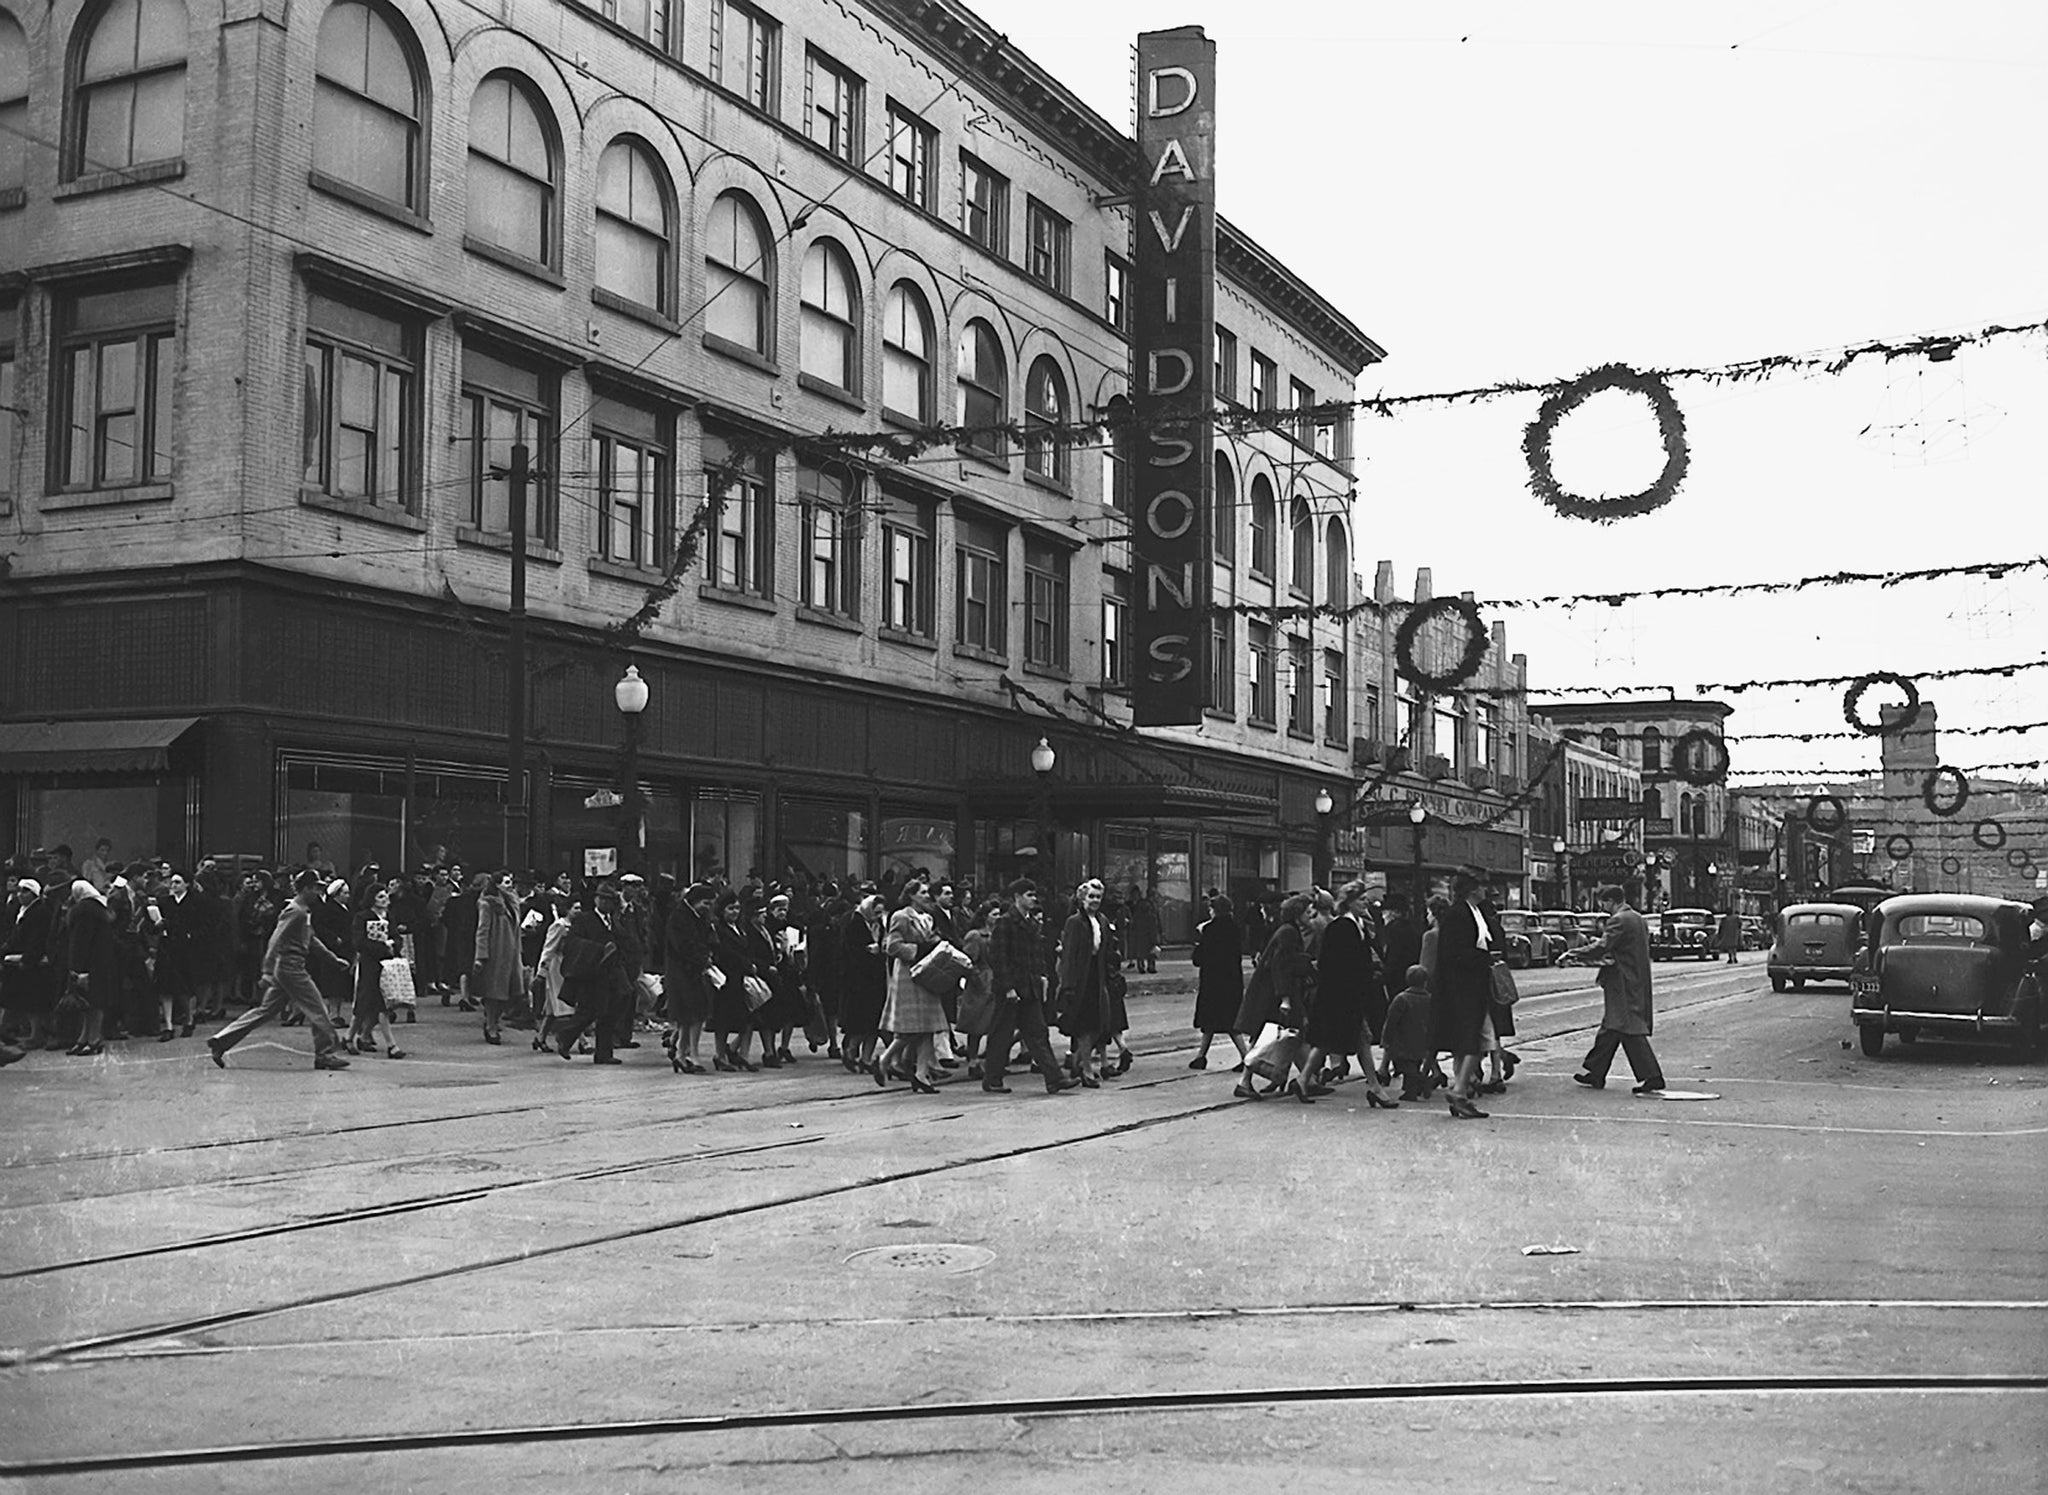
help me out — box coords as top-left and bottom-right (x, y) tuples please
(503, 443), (529, 871)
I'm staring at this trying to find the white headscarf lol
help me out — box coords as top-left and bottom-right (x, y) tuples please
(70, 879), (105, 906)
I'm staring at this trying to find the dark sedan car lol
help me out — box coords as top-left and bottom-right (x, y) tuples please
(1849, 894), (2043, 1058)
(1768, 902), (1864, 992)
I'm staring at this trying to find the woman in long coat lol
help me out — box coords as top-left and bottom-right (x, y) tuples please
(1053, 878), (1112, 1086)
(471, 873), (524, 1045)
(875, 880), (944, 1092)
(1305, 881), (1398, 1106)
(835, 892), (888, 1073)
(154, 871), (199, 1039)
(1231, 894), (1317, 1101)
(1, 881), (61, 1049)
(1430, 870), (1499, 1118)
(187, 868), (238, 1020)
(348, 883), (405, 1058)
(662, 883), (716, 1074)
(709, 890), (760, 1071)
(65, 881), (121, 1056)
(1188, 892), (1246, 1071)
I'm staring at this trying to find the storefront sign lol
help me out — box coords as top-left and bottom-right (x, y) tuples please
(584, 846), (617, 877)
(1130, 27), (1215, 727)
(1576, 796), (1644, 820)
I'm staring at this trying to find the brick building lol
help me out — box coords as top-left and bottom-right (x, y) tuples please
(0, 0), (1387, 932)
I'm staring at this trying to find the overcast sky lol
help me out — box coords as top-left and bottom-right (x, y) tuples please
(975, 0), (2047, 793)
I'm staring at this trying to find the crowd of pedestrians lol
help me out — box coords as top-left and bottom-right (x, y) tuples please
(2, 842), (1662, 1107)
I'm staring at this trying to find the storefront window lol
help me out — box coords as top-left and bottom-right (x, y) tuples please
(550, 777), (684, 880)
(21, 784), (165, 870)
(281, 755), (516, 873)
(693, 788), (761, 883)
(878, 807), (954, 886)
(1101, 824), (1148, 904)
(780, 797), (868, 888)
(1199, 835), (1229, 901)
(1153, 830), (1193, 944)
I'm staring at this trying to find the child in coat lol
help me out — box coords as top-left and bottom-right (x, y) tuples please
(1383, 963), (1437, 1102)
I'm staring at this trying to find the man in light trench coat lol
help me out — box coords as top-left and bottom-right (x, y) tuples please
(1568, 883), (1666, 1094)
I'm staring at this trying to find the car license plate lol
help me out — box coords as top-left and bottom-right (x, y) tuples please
(1804, 943), (1824, 956)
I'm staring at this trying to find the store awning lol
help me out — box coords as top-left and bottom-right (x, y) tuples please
(0, 717), (200, 774)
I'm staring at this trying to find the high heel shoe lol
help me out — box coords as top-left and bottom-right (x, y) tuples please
(671, 1050), (685, 1074)
(871, 1057), (890, 1087)
(1077, 1072), (1100, 1088)
(1447, 1095), (1489, 1119)
(679, 1058), (703, 1074)
(1232, 1080), (1264, 1100)
(71, 1042), (105, 1057)
(908, 1074), (939, 1094)
(1366, 1091), (1399, 1109)
(1284, 1079), (1316, 1104)
(713, 1054), (736, 1072)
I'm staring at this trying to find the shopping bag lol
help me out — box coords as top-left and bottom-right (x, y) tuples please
(1489, 963), (1520, 1008)
(379, 957), (417, 1010)
(741, 974), (774, 1011)
(1244, 1021), (1303, 1082)
(801, 989), (831, 1049)
(910, 940), (972, 995)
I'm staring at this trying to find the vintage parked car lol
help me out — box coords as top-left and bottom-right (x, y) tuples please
(1496, 910), (1539, 969)
(1741, 917), (1770, 951)
(1849, 894), (2042, 1058)
(1768, 903), (1864, 991)
(1535, 912), (1580, 965)
(1651, 908), (1716, 961)
(1574, 912), (1607, 944)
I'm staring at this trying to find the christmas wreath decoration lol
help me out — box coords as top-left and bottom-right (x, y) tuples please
(2008, 847), (2034, 872)
(1671, 728), (1730, 786)
(1972, 818), (2006, 852)
(1522, 363), (1690, 523)
(1884, 833), (1915, 863)
(1806, 794), (1846, 833)
(1842, 671), (1921, 736)
(1394, 595), (1490, 691)
(1920, 766), (1970, 818)
(1940, 855), (1963, 877)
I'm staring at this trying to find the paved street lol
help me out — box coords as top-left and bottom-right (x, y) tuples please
(2, 954), (2043, 1492)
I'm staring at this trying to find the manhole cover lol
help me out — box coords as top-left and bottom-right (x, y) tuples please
(844, 1243), (994, 1274)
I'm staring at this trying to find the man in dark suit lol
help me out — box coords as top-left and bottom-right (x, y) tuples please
(550, 884), (635, 1065)
(1433, 868), (1499, 1118)
(1568, 883), (1664, 1093)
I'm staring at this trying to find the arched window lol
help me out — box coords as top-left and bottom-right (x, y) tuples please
(467, 73), (557, 267)
(1289, 497), (1313, 600)
(956, 319), (1005, 457)
(1023, 355), (1067, 484)
(1678, 791), (1694, 835)
(1211, 452), (1235, 564)
(1099, 392), (1129, 512)
(72, 0), (187, 176)
(1640, 725), (1663, 773)
(1642, 786), (1661, 822)
(1325, 517), (1349, 609)
(704, 191), (771, 354)
(1248, 474), (1276, 578)
(882, 281), (933, 422)
(1, 11), (31, 195)
(799, 238), (858, 391)
(594, 137), (672, 315)
(1600, 727), (1620, 756)
(313, 1), (423, 211)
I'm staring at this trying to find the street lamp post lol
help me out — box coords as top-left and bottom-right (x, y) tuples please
(1408, 801), (1428, 911)
(1706, 860), (1720, 910)
(1030, 736), (1056, 885)
(1553, 837), (1571, 910)
(1313, 786), (1335, 889)
(615, 665), (649, 874)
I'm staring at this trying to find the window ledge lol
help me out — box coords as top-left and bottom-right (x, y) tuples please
(588, 555), (669, 585)
(881, 407), (936, 435)
(455, 525), (562, 564)
(1248, 567), (1274, 585)
(1248, 716), (1278, 733)
(1023, 469), (1072, 498)
(1287, 726), (1317, 743)
(1204, 706), (1236, 724)
(56, 159), (186, 200)
(702, 334), (778, 375)
(41, 481), (174, 511)
(299, 488), (426, 532)
(879, 625), (938, 653)
(1022, 661), (1071, 683)
(955, 445), (1010, 474)
(308, 172), (432, 235)
(462, 237), (567, 290)
(796, 604), (863, 634)
(698, 582), (776, 614)
(797, 372), (866, 412)
(592, 287), (679, 333)
(0, 187), (23, 213)
(955, 642), (1008, 666)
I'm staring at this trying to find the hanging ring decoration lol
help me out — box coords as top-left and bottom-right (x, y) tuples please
(2007, 847), (2034, 871)
(1920, 765), (1970, 818)
(1842, 671), (1921, 736)
(1522, 363), (1690, 523)
(1884, 833), (1915, 863)
(1805, 794), (1847, 833)
(1972, 818), (2006, 851)
(1940, 854), (1962, 876)
(1393, 595), (1490, 691)
(1671, 728), (1730, 786)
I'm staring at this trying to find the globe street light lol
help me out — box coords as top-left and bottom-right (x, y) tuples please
(615, 665), (649, 874)
(1313, 786), (1336, 888)
(1408, 800), (1428, 911)
(1553, 836), (1571, 909)
(1030, 736), (1056, 883)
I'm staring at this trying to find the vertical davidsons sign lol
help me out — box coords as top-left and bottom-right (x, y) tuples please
(1130, 26), (1215, 727)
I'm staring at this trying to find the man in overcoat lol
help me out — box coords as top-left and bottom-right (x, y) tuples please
(1570, 883), (1665, 1093)
(550, 883), (635, 1065)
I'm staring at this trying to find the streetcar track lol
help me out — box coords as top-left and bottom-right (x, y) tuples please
(3, 1374), (2040, 1477)
(10, 1093), (1249, 1368)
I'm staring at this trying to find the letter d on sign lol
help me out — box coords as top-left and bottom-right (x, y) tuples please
(1148, 66), (1197, 117)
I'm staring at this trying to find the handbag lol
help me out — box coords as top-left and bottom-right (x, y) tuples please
(1244, 1020), (1303, 1082)
(801, 989), (831, 1049)
(910, 940), (973, 995)
(1489, 963), (1520, 1008)
(379, 956), (417, 1010)
(741, 974), (774, 1011)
